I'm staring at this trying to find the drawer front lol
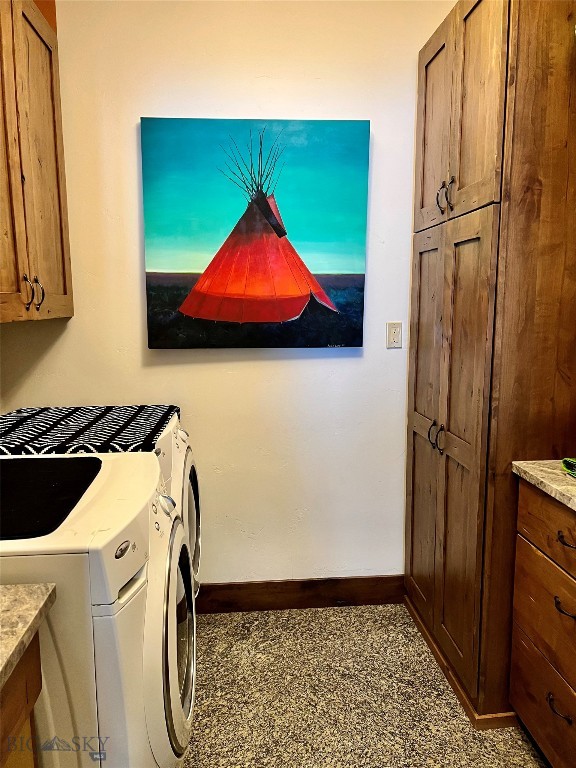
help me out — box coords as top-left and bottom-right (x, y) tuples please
(510, 625), (576, 768)
(0, 633), (41, 762)
(514, 535), (576, 690)
(518, 481), (576, 578)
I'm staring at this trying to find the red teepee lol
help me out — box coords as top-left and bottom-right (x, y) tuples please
(179, 194), (338, 323)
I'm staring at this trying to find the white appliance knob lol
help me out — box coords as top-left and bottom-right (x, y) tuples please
(158, 494), (176, 517)
(177, 428), (189, 442)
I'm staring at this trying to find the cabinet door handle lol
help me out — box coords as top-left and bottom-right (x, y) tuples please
(436, 181), (447, 214)
(557, 531), (576, 550)
(22, 274), (35, 311)
(435, 424), (445, 455)
(33, 276), (45, 311)
(546, 692), (573, 725)
(427, 419), (438, 449)
(554, 596), (576, 620)
(445, 176), (455, 211)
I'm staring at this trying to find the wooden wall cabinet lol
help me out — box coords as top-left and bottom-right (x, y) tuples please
(406, 0), (576, 727)
(0, 0), (72, 323)
(413, 0), (508, 231)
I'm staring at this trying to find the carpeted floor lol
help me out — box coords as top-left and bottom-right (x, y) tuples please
(185, 604), (545, 768)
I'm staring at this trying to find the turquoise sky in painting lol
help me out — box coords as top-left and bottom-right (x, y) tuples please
(141, 118), (369, 274)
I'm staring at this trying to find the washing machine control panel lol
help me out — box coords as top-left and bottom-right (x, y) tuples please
(150, 493), (176, 543)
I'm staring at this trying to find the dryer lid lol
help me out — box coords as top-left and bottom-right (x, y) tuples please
(0, 456), (102, 540)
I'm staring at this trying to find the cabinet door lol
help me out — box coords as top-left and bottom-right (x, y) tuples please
(0, 1), (31, 323)
(434, 206), (498, 697)
(405, 227), (444, 627)
(447, 0), (508, 218)
(12, 0), (73, 319)
(413, 14), (454, 232)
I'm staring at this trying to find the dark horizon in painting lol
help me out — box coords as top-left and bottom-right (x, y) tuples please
(146, 272), (365, 349)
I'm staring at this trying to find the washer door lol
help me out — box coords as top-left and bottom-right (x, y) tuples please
(181, 447), (201, 580)
(145, 517), (195, 765)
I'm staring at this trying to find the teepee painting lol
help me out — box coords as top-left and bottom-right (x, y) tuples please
(141, 119), (369, 348)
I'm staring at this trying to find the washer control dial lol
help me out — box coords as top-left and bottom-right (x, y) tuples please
(158, 494), (176, 518)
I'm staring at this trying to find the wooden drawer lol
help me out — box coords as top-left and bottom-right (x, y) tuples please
(510, 625), (576, 768)
(514, 535), (576, 690)
(518, 481), (576, 578)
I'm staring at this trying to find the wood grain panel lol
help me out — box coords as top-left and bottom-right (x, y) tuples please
(438, 457), (473, 659)
(518, 481), (576, 579)
(407, 432), (437, 626)
(422, 51), (448, 210)
(0, 1), (30, 322)
(0, 56), (18, 293)
(480, 0), (576, 715)
(513, 534), (576, 690)
(18, 9), (63, 294)
(413, 14), (453, 231)
(196, 575), (405, 614)
(510, 624), (576, 768)
(0, 633), (41, 766)
(448, 0), (507, 217)
(414, 239), (443, 421)
(446, 236), (485, 443)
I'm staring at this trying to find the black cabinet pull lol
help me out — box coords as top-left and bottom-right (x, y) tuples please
(554, 596), (576, 620)
(445, 175), (455, 211)
(546, 692), (573, 725)
(33, 276), (45, 311)
(436, 424), (445, 455)
(557, 531), (576, 550)
(22, 274), (35, 311)
(427, 419), (438, 449)
(436, 181), (447, 214)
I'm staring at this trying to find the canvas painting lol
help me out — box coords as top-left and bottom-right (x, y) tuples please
(141, 118), (369, 348)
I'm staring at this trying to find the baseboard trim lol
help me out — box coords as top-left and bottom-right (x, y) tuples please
(196, 575), (405, 614)
(404, 596), (518, 730)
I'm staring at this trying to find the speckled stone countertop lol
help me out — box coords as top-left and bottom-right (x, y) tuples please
(513, 460), (576, 512)
(0, 583), (56, 689)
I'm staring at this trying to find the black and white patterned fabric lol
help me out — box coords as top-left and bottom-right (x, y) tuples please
(0, 405), (179, 456)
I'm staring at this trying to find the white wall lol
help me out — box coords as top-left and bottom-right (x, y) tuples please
(0, 0), (454, 583)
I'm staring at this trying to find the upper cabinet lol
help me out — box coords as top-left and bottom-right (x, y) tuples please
(0, 0), (73, 323)
(413, 16), (453, 232)
(413, 0), (508, 232)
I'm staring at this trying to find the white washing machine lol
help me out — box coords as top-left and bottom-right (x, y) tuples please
(0, 405), (201, 589)
(0, 453), (195, 768)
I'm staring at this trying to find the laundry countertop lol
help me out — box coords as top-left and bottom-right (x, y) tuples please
(0, 583), (56, 689)
(512, 460), (576, 512)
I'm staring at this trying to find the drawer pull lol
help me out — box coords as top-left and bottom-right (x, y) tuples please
(554, 596), (576, 620)
(557, 530), (576, 550)
(546, 692), (573, 725)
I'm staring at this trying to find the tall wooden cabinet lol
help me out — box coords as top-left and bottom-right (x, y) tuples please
(0, 0), (72, 323)
(405, 0), (576, 727)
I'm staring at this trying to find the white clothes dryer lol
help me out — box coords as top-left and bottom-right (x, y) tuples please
(0, 453), (195, 768)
